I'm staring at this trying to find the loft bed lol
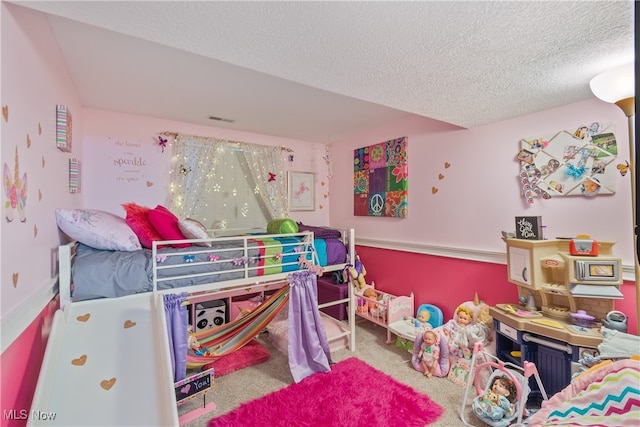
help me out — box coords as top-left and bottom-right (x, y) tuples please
(29, 226), (356, 427)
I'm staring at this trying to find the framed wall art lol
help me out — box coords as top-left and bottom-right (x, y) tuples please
(288, 171), (315, 211)
(56, 104), (73, 152)
(69, 158), (81, 193)
(353, 136), (408, 217)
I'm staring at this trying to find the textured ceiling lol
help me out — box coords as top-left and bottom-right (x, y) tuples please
(10, 1), (635, 143)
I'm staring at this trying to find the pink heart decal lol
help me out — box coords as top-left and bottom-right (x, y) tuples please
(181, 384), (191, 394)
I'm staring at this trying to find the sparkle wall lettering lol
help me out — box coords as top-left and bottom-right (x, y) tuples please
(111, 139), (149, 185)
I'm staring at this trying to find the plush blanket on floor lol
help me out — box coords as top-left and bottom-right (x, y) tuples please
(529, 358), (640, 426)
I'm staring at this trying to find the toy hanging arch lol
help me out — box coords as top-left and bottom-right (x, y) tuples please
(186, 284), (290, 369)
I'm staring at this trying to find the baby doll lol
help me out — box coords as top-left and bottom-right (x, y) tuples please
(473, 375), (517, 421)
(414, 309), (432, 329)
(418, 330), (440, 378)
(443, 306), (474, 358)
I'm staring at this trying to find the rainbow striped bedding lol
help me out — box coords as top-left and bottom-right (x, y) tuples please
(530, 358), (640, 426)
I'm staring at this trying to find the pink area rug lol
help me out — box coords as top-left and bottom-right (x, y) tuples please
(208, 357), (443, 427)
(203, 339), (270, 377)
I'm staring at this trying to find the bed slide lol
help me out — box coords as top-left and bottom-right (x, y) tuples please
(28, 293), (178, 426)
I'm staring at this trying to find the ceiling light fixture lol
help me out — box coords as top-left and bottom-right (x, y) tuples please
(590, 62), (637, 332)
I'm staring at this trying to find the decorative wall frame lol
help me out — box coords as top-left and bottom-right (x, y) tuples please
(69, 158), (80, 193)
(288, 171), (315, 211)
(353, 136), (408, 217)
(517, 122), (617, 203)
(56, 104), (73, 152)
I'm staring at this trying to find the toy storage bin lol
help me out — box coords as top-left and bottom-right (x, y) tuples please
(316, 275), (348, 320)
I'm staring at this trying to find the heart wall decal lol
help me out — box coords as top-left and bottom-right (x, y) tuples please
(26, 134), (31, 148)
(146, 181), (153, 187)
(12, 272), (18, 287)
(438, 173), (444, 180)
(432, 187), (438, 194)
(2, 105), (8, 122)
(100, 378), (116, 391)
(76, 313), (91, 322)
(71, 355), (87, 366)
(444, 162), (451, 169)
(123, 320), (136, 329)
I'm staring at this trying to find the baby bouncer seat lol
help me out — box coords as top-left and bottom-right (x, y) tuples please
(460, 342), (548, 427)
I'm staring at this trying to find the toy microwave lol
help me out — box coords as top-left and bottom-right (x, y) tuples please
(569, 238), (599, 256)
(574, 258), (621, 283)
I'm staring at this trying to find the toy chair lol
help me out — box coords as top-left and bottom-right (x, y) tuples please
(416, 304), (443, 329)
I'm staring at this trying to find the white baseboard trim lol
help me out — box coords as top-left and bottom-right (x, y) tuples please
(356, 238), (636, 282)
(1, 277), (58, 353)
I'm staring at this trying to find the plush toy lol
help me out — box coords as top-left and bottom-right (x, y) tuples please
(345, 255), (367, 291)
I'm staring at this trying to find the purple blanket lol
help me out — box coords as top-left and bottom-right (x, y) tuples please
(296, 222), (342, 239)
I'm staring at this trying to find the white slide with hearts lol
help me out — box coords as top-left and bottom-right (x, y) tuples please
(28, 293), (178, 426)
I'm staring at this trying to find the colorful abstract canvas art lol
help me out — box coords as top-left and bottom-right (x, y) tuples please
(353, 136), (408, 217)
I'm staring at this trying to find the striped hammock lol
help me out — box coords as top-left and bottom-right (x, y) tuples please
(186, 284), (290, 369)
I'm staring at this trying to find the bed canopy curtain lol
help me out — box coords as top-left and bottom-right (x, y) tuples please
(168, 133), (289, 229)
(287, 270), (333, 383)
(164, 293), (189, 382)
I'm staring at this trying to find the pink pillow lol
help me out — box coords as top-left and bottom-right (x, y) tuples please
(147, 205), (190, 248)
(121, 203), (164, 249)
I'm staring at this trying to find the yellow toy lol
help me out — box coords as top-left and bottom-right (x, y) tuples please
(345, 255), (367, 291)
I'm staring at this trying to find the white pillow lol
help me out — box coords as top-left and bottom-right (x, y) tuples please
(178, 218), (212, 247)
(55, 208), (141, 251)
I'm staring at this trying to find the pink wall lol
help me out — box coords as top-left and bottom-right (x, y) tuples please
(355, 246), (518, 321)
(0, 297), (58, 427)
(1, 4), (81, 425)
(356, 246), (637, 335)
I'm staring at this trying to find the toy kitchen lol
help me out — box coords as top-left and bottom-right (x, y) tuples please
(490, 236), (624, 395)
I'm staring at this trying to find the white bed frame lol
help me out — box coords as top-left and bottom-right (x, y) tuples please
(30, 229), (356, 426)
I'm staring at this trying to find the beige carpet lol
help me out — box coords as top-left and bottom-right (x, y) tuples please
(180, 319), (481, 426)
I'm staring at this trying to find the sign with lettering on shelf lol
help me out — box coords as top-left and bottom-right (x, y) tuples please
(515, 216), (543, 240)
(175, 367), (214, 406)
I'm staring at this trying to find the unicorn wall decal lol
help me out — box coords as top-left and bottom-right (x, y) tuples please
(4, 146), (27, 223)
